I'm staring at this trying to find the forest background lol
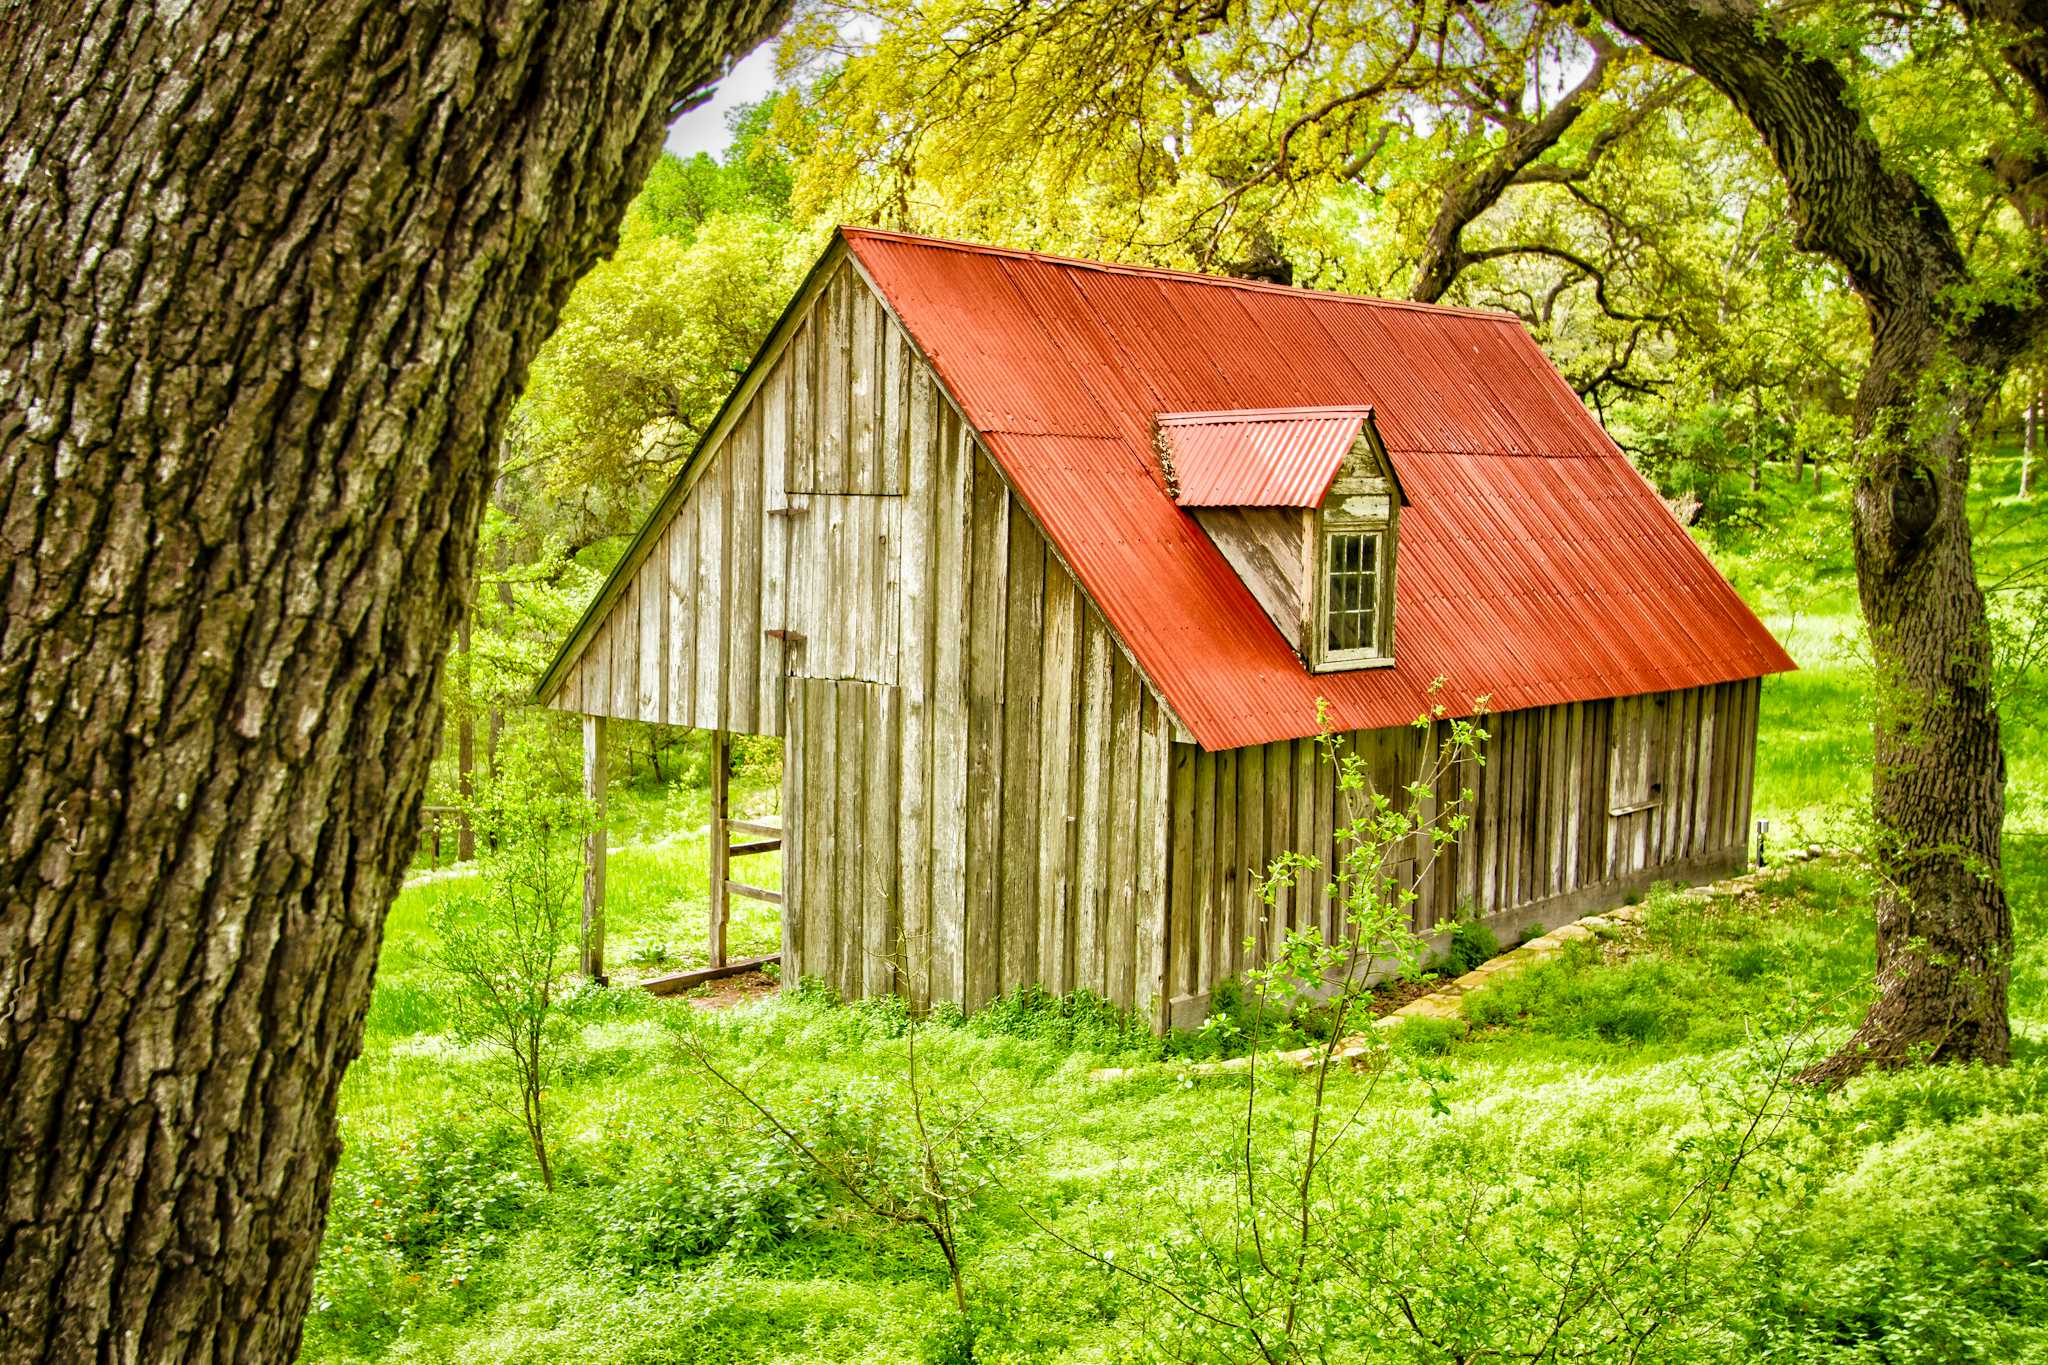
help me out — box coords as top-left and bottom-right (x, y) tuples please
(461, 2), (2045, 805)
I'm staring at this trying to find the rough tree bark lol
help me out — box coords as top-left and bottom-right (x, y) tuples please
(1584, 0), (2033, 1075)
(0, 1), (784, 1360)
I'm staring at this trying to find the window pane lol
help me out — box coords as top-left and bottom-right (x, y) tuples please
(1325, 531), (1378, 655)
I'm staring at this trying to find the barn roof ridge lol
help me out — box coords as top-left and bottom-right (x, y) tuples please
(837, 225), (1519, 323)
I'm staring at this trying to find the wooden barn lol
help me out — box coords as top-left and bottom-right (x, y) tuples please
(535, 228), (1795, 1028)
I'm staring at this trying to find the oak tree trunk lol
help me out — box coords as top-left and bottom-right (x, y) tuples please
(0, 2), (784, 1360)
(1586, 0), (2024, 1077)
(1826, 337), (2013, 1074)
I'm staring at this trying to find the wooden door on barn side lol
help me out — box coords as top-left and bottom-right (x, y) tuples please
(781, 675), (902, 1003)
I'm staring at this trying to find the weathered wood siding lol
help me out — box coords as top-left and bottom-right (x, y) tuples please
(1159, 678), (1760, 1024)
(547, 257), (920, 730)
(1192, 507), (1311, 650)
(781, 419), (1174, 1015)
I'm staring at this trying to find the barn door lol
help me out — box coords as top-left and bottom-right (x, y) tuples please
(781, 675), (902, 1003)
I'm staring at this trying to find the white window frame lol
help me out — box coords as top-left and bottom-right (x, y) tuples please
(1311, 517), (1396, 672)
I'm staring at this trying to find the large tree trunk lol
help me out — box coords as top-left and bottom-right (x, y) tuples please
(1585, 0), (2027, 1076)
(1826, 334), (2013, 1074)
(0, 2), (784, 1361)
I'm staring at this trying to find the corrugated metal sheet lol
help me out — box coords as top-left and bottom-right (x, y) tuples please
(1160, 408), (1369, 507)
(842, 227), (1794, 751)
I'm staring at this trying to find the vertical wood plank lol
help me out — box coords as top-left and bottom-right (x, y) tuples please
(637, 533), (661, 721)
(1237, 741), (1265, 966)
(1216, 747), (1241, 977)
(1106, 654), (1141, 1006)
(1738, 678), (1759, 855)
(850, 281), (878, 491)
(810, 679), (838, 990)
(609, 580), (636, 720)
(1169, 742), (1196, 1004)
(1597, 700), (1618, 883)
(886, 317), (913, 492)
(896, 362), (937, 1008)
(1037, 563), (1082, 996)
(1695, 686), (1713, 851)
(1253, 749), (1286, 949)
(727, 409), (763, 735)
(582, 715), (607, 982)
(1520, 712), (1539, 906)
(1563, 702), (1584, 890)
(928, 417), (973, 1007)
(759, 358), (790, 732)
(1504, 713), (1524, 909)
(863, 685), (900, 999)
(782, 679), (804, 981)
(1193, 745), (1218, 996)
(1293, 739), (1318, 939)
(1075, 612), (1113, 997)
(832, 267), (855, 492)
(999, 498), (1044, 992)
(1321, 733), (1344, 940)
(963, 458), (1009, 1010)
(668, 499), (697, 727)
(835, 679), (865, 997)
(694, 457), (726, 728)
(815, 493), (845, 679)
(790, 317), (816, 494)
(1136, 696), (1171, 1028)
(881, 498), (904, 684)
(1534, 708), (1554, 900)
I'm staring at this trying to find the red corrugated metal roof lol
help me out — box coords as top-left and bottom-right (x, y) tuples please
(840, 227), (1794, 751)
(1160, 407), (1370, 507)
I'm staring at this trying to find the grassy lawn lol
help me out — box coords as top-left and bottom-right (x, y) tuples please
(306, 459), (2047, 1364)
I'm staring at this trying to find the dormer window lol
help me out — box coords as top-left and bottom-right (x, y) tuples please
(1323, 527), (1383, 655)
(1312, 471), (1398, 672)
(1157, 405), (1405, 674)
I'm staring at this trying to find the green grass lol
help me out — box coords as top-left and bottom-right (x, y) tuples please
(306, 457), (2048, 1364)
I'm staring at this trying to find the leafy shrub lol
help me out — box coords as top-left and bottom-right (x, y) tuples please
(1462, 948), (1704, 1045)
(1169, 977), (1340, 1061)
(970, 983), (1164, 1059)
(1389, 1015), (1465, 1056)
(1444, 918), (1501, 975)
(593, 1120), (828, 1269)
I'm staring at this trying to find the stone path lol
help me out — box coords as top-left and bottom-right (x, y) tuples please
(1092, 866), (1777, 1083)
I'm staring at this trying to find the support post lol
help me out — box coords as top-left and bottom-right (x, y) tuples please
(709, 729), (731, 968)
(583, 714), (607, 984)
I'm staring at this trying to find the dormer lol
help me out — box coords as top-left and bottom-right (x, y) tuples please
(1156, 406), (1406, 673)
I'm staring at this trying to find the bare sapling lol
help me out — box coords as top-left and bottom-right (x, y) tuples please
(679, 940), (997, 1361)
(432, 775), (594, 1190)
